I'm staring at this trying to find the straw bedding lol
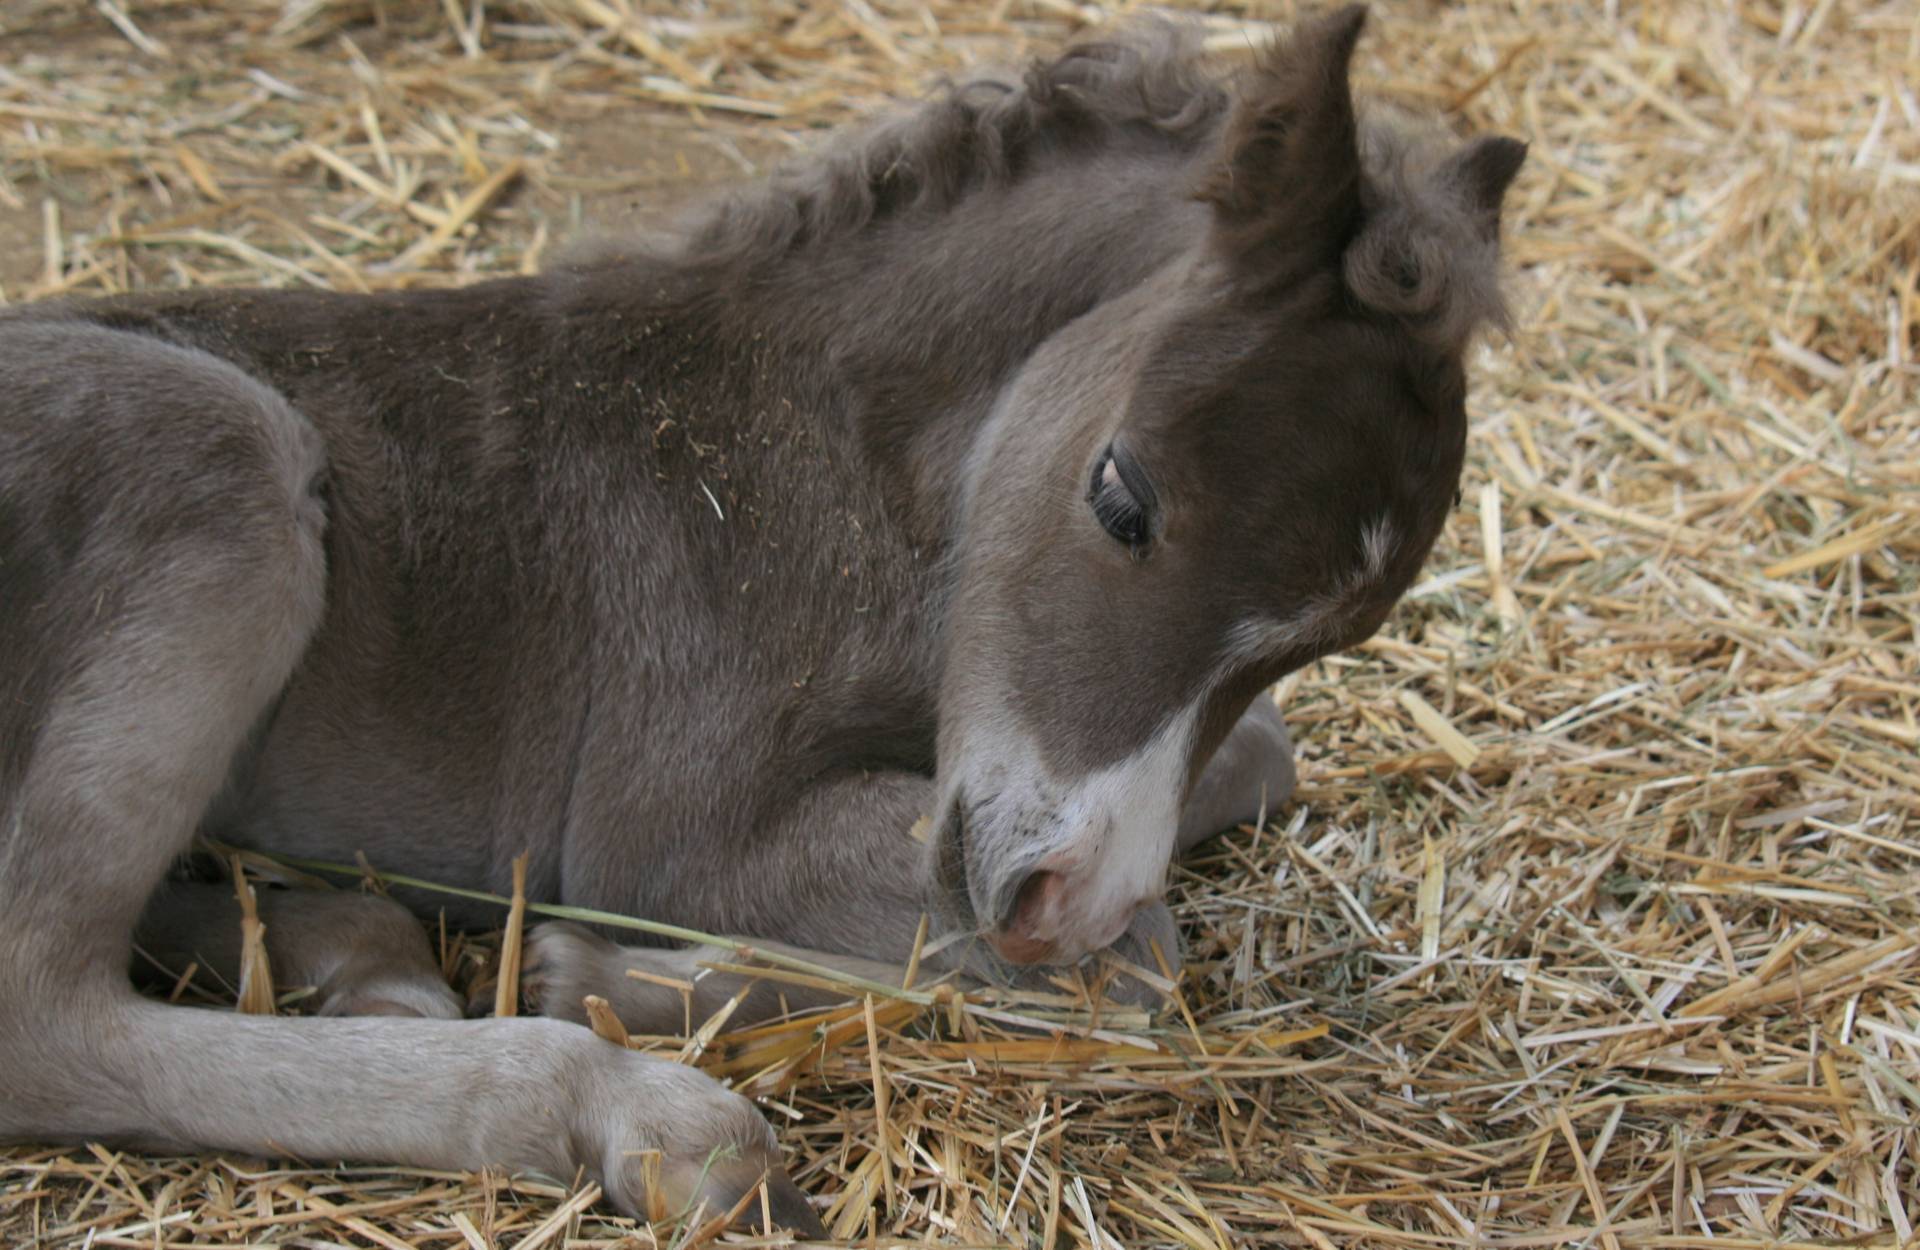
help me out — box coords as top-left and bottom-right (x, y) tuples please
(2, 0), (1915, 1245)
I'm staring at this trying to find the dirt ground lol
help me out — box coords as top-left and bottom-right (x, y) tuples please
(2, 1), (1917, 1248)
(0, 0), (806, 296)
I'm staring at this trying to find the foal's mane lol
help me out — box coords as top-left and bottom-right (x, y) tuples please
(673, 23), (1227, 265)
(569, 16), (1514, 353)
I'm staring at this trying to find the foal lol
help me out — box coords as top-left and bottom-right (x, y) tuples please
(0, 6), (1522, 1229)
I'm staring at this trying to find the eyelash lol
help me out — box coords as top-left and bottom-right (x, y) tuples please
(1088, 446), (1155, 551)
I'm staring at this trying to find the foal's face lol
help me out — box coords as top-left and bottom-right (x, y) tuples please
(932, 263), (1467, 965)
(925, 6), (1521, 966)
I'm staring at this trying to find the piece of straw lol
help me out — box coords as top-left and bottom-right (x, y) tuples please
(232, 857), (276, 1017)
(491, 851), (529, 1019)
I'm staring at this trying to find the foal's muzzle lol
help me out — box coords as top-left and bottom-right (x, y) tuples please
(988, 861), (1154, 966)
(937, 756), (1176, 967)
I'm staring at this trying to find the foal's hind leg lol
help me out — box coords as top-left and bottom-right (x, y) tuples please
(137, 883), (463, 1018)
(0, 323), (816, 1232)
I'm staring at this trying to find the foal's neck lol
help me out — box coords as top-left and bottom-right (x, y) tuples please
(740, 154), (1210, 550)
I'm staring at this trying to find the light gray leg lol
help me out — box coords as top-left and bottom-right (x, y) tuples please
(524, 699), (1293, 1031)
(137, 882), (464, 1019)
(524, 770), (935, 1033)
(524, 921), (914, 1031)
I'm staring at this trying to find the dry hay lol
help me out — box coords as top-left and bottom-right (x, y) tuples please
(2, 0), (1917, 1246)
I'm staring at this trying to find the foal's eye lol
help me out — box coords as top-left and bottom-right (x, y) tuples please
(1088, 445), (1156, 551)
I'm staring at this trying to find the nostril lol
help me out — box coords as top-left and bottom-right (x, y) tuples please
(1006, 869), (1065, 933)
(990, 869), (1066, 965)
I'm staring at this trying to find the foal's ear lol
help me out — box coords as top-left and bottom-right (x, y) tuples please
(1443, 134), (1529, 237)
(1199, 4), (1368, 279)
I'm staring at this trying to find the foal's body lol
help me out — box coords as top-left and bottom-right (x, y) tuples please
(0, 8), (1519, 1229)
(47, 140), (1204, 948)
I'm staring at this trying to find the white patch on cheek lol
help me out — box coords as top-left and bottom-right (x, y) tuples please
(1361, 514), (1396, 583)
(1223, 513), (1403, 665)
(1224, 612), (1334, 665)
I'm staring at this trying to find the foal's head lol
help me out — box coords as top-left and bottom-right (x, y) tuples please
(931, 6), (1526, 965)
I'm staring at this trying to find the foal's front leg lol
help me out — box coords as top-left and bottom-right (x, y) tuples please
(524, 922), (917, 1032)
(525, 770), (934, 1030)
(1178, 694), (1295, 854)
(527, 697), (1295, 1030)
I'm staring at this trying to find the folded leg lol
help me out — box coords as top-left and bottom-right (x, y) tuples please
(136, 881), (464, 1018)
(526, 694), (1297, 1032)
